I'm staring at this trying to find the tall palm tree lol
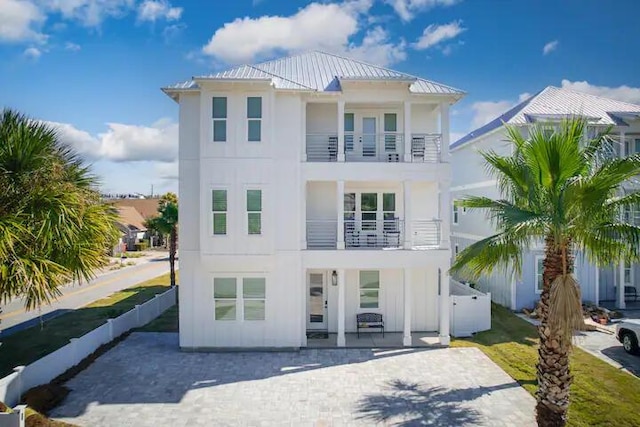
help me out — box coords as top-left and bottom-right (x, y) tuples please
(451, 118), (640, 426)
(0, 109), (120, 310)
(146, 193), (178, 287)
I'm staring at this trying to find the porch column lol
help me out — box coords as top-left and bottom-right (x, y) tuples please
(438, 181), (450, 249)
(301, 268), (308, 347)
(594, 266), (600, 307)
(301, 181), (307, 249)
(617, 261), (626, 309)
(337, 180), (345, 249)
(439, 102), (450, 163)
(337, 100), (345, 162)
(439, 266), (451, 345)
(337, 269), (346, 347)
(404, 101), (412, 162)
(301, 100), (307, 162)
(403, 268), (412, 346)
(403, 180), (412, 249)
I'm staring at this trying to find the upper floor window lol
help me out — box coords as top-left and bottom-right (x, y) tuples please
(453, 201), (459, 225)
(247, 189), (262, 234)
(535, 256), (544, 294)
(247, 97), (262, 142)
(624, 138), (640, 156)
(212, 189), (227, 235)
(384, 113), (397, 151)
(212, 97), (227, 142)
(344, 113), (354, 151)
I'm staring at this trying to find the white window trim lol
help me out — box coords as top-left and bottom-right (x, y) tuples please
(245, 186), (263, 236)
(211, 186), (229, 237)
(535, 255), (544, 295)
(213, 274), (267, 322)
(212, 96), (227, 143)
(246, 95), (263, 143)
(358, 270), (381, 310)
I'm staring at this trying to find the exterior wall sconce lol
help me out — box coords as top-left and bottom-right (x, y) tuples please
(332, 270), (338, 286)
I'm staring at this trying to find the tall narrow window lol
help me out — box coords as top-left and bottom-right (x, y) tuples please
(535, 256), (544, 294)
(624, 261), (632, 284)
(243, 278), (266, 320)
(247, 189), (262, 234)
(212, 190), (227, 235)
(453, 202), (459, 225)
(214, 278), (237, 320)
(384, 113), (397, 151)
(359, 271), (380, 309)
(247, 97), (262, 142)
(361, 193), (377, 231)
(212, 97), (227, 142)
(344, 113), (355, 151)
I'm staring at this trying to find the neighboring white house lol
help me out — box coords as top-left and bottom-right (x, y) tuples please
(451, 86), (640, 311)
(162, 51), (464, 349)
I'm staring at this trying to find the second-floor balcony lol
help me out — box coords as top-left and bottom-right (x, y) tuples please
(306, 133), (442, 163)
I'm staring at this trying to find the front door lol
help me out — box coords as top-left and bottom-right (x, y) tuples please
(362, 117), (377, 157)
(307, 271), (327, 330)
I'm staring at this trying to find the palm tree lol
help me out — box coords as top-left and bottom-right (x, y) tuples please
(0, 109), (120, 310)
(451, 118), (640, 426)
(146, 193), (178, 287)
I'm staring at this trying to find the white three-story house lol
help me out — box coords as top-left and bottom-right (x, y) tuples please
(163, 51), (464, 349)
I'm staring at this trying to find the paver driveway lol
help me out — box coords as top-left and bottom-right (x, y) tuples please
(51, 333), (535, 426)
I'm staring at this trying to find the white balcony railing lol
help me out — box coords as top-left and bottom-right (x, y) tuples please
(306, 219), (441, 250)
(305, 133), (441, 163)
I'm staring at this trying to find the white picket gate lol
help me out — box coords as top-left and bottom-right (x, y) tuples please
(450, 279), (491, 337)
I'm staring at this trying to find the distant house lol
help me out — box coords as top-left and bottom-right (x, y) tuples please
(112, 198), (161, 220)
(115, 206), (148, 251)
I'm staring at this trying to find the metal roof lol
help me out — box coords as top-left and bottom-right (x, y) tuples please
(451, 86), (640, 150)
(163, 50), (465, 98)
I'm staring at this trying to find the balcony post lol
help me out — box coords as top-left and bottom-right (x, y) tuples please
(439, 101), (450, 163)
(337, 268), (346, 347)
(403, 180), (412, 249)
(438, 181), (450, 249)
(337, 100), (345, 162)
(337, 180), (345, 249)
(302, 100), (307, 162)
(301, 181), (307, 249)
(404, 101), (412, 162)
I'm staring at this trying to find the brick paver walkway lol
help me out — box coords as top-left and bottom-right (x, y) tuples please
(51, 333), (535, 426)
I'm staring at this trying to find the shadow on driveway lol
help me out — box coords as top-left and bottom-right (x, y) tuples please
(601, 346), (640, 376)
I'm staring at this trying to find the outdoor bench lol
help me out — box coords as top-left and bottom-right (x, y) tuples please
(356, 312), (384, 338)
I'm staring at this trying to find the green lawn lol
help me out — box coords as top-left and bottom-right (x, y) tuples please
(0, 272), (177, 377)
(451, 303), (640, 427)
(137, 305), (178, 332)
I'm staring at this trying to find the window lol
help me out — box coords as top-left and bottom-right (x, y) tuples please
(384, 113), (397, 151)
(247, 97), (262, 142)
(243, 278), (266, 320)
(212, 97), (227, 142)
(624, 138), (640, 156)
(361, 193), (377, 230)
(624, 261), (632, 285)
(344, 193), (356, 220)
(453, 202), (459, 225)
(344, 113), (354, 151)
(455, 244), (459, 256)
(359, 271), (380, 309)
(212, 190), (227, 235)
(535, 256), (544, 294)
(214, 278), (237, 320)
(247, 189), (262, 235)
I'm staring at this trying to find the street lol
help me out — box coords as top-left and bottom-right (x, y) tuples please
(0, 253), (175, 337)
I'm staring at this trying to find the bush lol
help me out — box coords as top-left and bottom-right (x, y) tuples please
(134, 241), (149, 251)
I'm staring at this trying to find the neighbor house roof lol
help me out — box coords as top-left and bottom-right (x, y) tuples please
(112, 198), (160, 220)
(452, 86), (640, 150)
(163, 51), (465, 100)
(115, 206), (148, 232)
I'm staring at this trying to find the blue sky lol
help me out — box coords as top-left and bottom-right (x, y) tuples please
(2, 0), (640, 194)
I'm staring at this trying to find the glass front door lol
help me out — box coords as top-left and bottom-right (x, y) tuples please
(362, 117), (377, 157)
(307, 272), (327, 330)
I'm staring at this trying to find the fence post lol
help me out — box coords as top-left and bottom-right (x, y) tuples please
(69, 338), (79, 365)
(135, 304), (141, 327)
(107, 318), (114, 341)
(12, 366), (25, 406)
(14, 404), (26, 427)
(155, 294), (161, 317)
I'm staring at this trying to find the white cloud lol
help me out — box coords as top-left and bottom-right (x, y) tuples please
(45, 0), (136, 27)
(543, 40), (558, 55)
(413, 21), (465, 50)
(137, 0), (182, 22)
(560, 80), (640, 104)
(65, 41), (81, 51)
(469, 92), (532, 129)
(202, 0), (408, 66)
(518, 92), (532, 102)
(23, 46), (42, 59)
(49, 118), (178, 163)
(0, 0), (46, 43)
(386, 0), (460, 22)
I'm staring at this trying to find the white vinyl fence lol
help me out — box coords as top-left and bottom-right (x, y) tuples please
(0, 287), (176, 408)
(450, 279), (491, 337)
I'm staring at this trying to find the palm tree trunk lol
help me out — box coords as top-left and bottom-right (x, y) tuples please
(535, 236), (573, 427)
(169, 226), (177, 287)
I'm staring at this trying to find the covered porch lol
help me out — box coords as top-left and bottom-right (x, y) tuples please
(305, 331), (442, 348)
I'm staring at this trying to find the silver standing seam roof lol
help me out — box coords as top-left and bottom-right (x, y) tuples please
(163, 51), (465, 100)
(451, 86), (640, 150)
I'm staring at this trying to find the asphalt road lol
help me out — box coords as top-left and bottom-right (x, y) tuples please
(0, 256), (174, 337)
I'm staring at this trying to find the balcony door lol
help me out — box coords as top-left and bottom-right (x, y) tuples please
(362, 117), (377, 158)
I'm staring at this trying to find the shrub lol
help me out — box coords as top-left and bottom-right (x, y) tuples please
(134, 241), (149, 251)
